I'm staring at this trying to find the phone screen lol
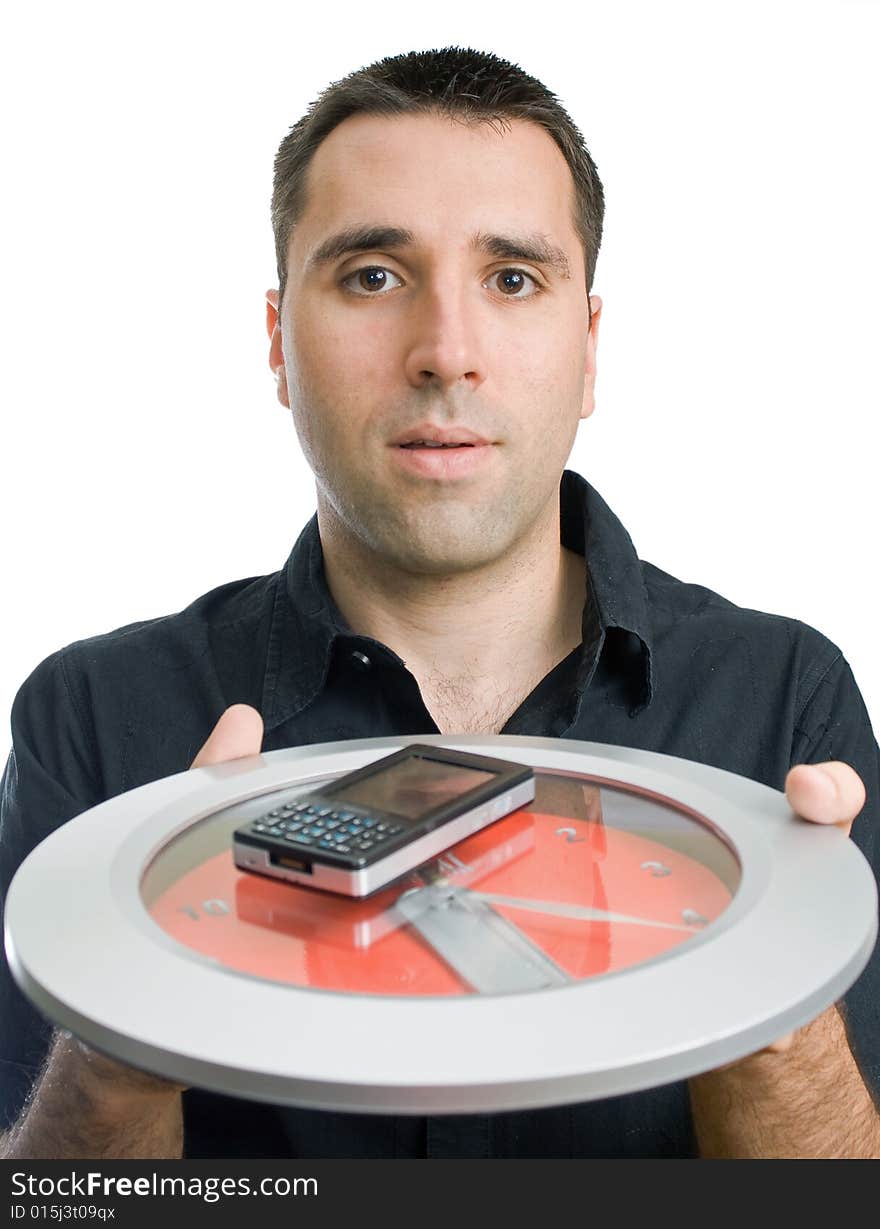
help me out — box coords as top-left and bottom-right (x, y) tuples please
(330, 755), (496, 821)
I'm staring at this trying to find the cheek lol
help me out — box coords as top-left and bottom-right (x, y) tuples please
(500, 296), (587, 376)
(514, 325), (588, 428)
(546, 327), (590, 421)
(284, 307), (391, 466)
(287, 307), (337, 395)
(290, 305), (392, 396)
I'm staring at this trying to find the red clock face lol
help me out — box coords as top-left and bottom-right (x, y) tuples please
(145, 774), (740, 997)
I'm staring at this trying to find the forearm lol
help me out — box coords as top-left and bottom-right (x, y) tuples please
(0, 1031), (184, 1160)
(689, 1005), (880, 1158)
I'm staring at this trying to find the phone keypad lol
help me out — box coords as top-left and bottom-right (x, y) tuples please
(248, 802), (403, 860)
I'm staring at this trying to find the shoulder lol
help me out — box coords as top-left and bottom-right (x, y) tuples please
(51, 571), (279, 670)
(640, 558), (844, 693)
(20, 571), (278, 687)
(10, 571), (281, 796)
(644, 560), (840, 663)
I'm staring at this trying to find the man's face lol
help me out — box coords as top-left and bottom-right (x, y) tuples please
(267, 111), (601, 575)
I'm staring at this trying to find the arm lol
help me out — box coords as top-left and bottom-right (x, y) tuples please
(0, 703), (263, 1160)
(690, 758), (880, 1158)
(0, 1032), (185, 1160)
(690, 1003), (880, 1158)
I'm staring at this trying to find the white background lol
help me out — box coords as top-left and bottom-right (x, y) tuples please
(2, 0), (878, 746)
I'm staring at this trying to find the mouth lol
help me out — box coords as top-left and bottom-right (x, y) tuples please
(398, 441), (477, 450)
(392, 426), (492, 449)
(389, 429), (496, 480)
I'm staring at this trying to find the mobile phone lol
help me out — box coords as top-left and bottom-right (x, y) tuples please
(232, 744), (535, 897)
(234, 808), (536, 947)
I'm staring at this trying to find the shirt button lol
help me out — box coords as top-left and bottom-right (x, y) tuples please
(351, 650), (372, 670)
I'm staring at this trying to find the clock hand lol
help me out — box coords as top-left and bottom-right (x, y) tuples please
(394, 884), (570, 993)
(466, 891), (699, 933)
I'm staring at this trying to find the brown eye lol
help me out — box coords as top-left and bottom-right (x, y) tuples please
(490, 268), (539, 298)
(342, 266), (403, 296)
(359, 268), (387, 292)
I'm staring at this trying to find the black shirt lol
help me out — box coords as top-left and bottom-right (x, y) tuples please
(2, 469), (878, 1157)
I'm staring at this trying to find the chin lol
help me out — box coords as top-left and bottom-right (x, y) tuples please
(370, 523), (513, 577)
(326, 482), (526, 575)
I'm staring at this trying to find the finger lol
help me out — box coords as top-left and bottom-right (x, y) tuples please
(57, 1030), (189, 1094)
(582, 785), (604, 824)
(784, 761), (866, 837)
(190, 704), (264, 769)
(711, 1032), (795, 1072)
(761, 1031), (795, 1054)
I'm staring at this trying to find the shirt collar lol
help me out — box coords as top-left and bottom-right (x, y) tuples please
(261, 469), (654, 732)
(559, 470), (654, 718)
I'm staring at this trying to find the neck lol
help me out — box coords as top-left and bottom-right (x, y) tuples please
(317, 496), (587, 688)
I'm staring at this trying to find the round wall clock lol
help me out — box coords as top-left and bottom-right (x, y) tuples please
(5, 735), (877, 1113)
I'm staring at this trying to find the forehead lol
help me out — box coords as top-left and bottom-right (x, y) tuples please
(292, 111), (580, 258)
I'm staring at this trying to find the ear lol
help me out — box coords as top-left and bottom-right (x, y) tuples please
(266, 289), (290, 409)
(580, 294), (602, 421)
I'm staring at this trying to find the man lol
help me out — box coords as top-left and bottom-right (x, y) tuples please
(1, 47), (878, 1159)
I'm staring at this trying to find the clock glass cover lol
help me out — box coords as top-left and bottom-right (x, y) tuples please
(142, 769), (741, 997)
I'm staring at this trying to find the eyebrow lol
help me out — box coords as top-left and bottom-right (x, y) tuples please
(472, 230), (572, 280)
(306, 225), (572, 280)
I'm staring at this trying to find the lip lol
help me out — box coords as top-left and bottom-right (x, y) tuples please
(392, 424), (492, 446)
(389, 439), (496, 480)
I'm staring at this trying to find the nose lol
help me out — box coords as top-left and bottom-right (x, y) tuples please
(403, 284), (487, 391)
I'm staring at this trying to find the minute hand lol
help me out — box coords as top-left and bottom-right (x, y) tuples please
(467, 891), (699, 933)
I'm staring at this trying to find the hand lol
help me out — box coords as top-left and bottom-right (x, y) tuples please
(189, 703), (264, 771)
(784, 760), (866, 840)
(70, 704), (265, 1095)
(750, 760), (867, 1056)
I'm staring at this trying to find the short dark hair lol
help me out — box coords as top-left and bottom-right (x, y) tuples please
(271, 47), (604, 306)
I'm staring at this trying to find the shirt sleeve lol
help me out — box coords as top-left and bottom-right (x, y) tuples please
(0, 649), (103, 1131)
(789, 651), (880, 1101)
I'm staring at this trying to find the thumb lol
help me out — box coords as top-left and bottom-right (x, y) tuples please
(190, 704), (264, 769)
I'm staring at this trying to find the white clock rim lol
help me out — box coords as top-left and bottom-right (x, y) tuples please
(5, 735), (877, 1114)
